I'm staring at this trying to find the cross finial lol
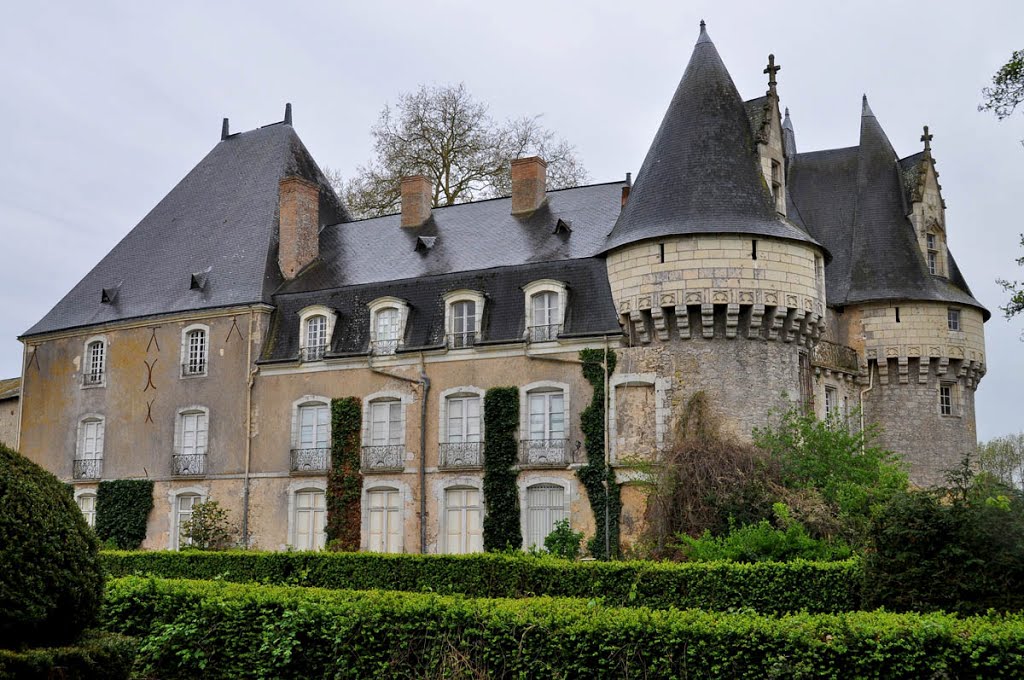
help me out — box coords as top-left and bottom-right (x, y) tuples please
(921, 125), (933, 154)
(764, 53), (781, 91)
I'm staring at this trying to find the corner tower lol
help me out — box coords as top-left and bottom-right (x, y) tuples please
(603, 23), (829, 439)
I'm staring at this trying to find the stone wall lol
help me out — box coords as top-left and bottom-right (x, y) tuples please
(0, 396), (18, 448)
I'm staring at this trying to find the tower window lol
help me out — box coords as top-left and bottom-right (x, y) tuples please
(939, 383), (956, 417)
(947, 308), (961, 331)
(771, 160), (784, 214)
(895, 307), (900, 323)
(926, 233), (939, 275)
(659, 242), (665, 263)
(751, 239), (758, 260)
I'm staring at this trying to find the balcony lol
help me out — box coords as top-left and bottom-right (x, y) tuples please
(301, 344), (327, 362)
(518, 439), (574, 468)
(361, 444), (405, 472)
(371, 339), (399, 356)
(290, 447), (330, 474)
(528, 324), (562, 343)
(438, 441), (483, 470)
(73, 458), (103, 480)
(171, 453), (207, 477)
(180, 361), (207, 377)
(81, 371), (104, 387)
(447, 332), (477, 349)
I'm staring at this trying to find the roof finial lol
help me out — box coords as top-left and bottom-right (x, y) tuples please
(697, 19), (710, 44)
(921, 125), (933, 154)
(764, 53), (781, 94)
(221, 117), (230, 141)
(284, 102), (292, 125)
(861, 94), (873, 117)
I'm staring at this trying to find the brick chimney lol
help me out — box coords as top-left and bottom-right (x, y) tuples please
(278, 176), (320, 279)
(511, 156), (547, 215)
(401, 175), (432, 228)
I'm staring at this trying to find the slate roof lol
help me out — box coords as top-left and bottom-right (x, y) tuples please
(603, 24), (822, 254)
(23, 120), (346, 338)
(261, 258), (621, 362)
(787, 99), (987, 318)
(0, 377), (20, 401)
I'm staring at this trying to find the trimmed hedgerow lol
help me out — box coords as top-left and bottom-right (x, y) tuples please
(0, 444), (105, 648)
(577, 347), (620, 559)
(95, 479), (154, 550)
(326, 397), (362, 550)
(101, 576), (1024, 679)
(0, 632), (137, 680)
(482, 387), (521, 551)
(100, 550), (861, 614)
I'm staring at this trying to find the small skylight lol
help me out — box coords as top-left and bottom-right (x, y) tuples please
(415, 236), (437, 252)
(553, 218), (572, 236)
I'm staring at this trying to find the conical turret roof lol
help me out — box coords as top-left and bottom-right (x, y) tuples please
(603, 23), (821, 254)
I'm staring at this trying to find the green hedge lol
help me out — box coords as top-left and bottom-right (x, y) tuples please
(101, 550), (861, 613)
(0, 632), (137, 680)
(100, 576), (1024, 679)
(95, 479), (154, 550)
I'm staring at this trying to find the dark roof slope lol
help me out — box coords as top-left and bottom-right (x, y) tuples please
(788, 99), (986, 317)
(603, 23), (820, 254)
(24, 122), (346, 337)
(262, 258), (620, 362)
(278, 182), (625, 292)
(0, 377), (20, 401)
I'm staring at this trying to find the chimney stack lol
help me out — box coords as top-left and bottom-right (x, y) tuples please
(511, 156), (547, 215)
(278, 176), (320, 279)
(401, 175), (432, 228)
(221, 118), (230, 141)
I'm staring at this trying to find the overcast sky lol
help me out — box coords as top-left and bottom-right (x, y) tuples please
(1, 1), (1021, 440)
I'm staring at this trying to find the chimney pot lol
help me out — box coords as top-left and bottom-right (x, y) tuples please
(511, 156), (547, 215)
(278, 176), (320, 279)
(621, 185), (631, 208)
(401, 175), (433, 227)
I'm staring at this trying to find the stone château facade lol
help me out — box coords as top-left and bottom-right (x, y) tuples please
(17, 24), (987, 553)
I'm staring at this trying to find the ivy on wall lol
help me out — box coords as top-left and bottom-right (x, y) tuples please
(95, 479), (155, 549)
(483, 387), (522, 551)
(326, 397), (362, 551)
(577, 347), (621, 559)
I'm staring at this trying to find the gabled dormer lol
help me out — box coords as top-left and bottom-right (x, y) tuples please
(746, 54), (787, 216)
(902, 126), (948, 277)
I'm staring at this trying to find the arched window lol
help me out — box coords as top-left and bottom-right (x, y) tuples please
(76, 492), (97, 528)
(525, 483), (566, 548)
(173, 407), (208, 476)
(304, 314), (328, 361)
(444, 486), (482, 554)
(83, 338), (106, 387)
(366, 487), (402, 553)
(368, 297), (409, 355)
(522, 387), (566, 466)
(523, 280), (567, 342)
(182, 325), (208, 377)
(291, 398), (330, 472)
(173, 492), (203, 550)
(74, 416), (104, 480)
(293, 488), (326, 550)
(443, 290), (485, 349)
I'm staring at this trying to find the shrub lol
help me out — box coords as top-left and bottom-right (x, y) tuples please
(95, 479), (154, 550)
(864, 464), (1024, 614)
(0, 444), (105, 648)
(0, 632), (137, 680)
(100, 549), (862, 613)
(544, 518), (584, 559)
(482, 387), (521, 551)
(100, 576), (1024, 679)
(180, 500), (236, 550)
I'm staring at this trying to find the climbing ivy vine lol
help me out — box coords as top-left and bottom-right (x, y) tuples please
(577, 347), (621, 559)
(95, 479), (154, 549)
(483, 386), (522, 551)
(326, 397), (362, 550)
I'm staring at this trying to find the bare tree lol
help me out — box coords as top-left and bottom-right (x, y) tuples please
(333, 83), (588, 219)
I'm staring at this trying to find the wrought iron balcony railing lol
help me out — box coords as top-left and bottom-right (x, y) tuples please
(371, 339), (399, 355)
(171, 453), (207, 476)
(438, 441), (484, 470)
(290, 447), (330, 473)
(361, 444), (405, 472)
(301, 344), (327, 362)
(518, 438), (573, 468)
(73, 458), (103, 479)
(82, 371), (104, 387)
(528, 324), (562, 343)
(448, 332), (477, 349)
(181, 361), (207, 377)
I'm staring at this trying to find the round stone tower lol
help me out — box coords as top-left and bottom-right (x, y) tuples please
(602, 22), (829, 441)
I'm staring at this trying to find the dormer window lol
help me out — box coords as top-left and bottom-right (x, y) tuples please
(83, 337), (106, 387)
(368, 297), (409, 356)
(443, 290), (485, 349)
(181, 325), (208, 377)
(298, 306), (337, 362)
(523, 280), (567, 343)
(926, 233), (938, 275)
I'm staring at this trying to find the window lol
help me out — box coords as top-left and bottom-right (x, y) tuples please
(447, 395), (481, 444)
(293, 489), (326, 550)
(939, 384), (955, 417)
(530, 292), (560, 341)
(174, 493), (202, 549)
(528, 391), (565, 442)
(370, 400), (403, 446)
(927, 233), (939, 275)
(84, 339), (105, 386)
(74, 417), (104, 479)
(374, 308), (400, 354)
(526, 484), (566, 548)
(304, 314), (328, 361)
(771, 160), (784, 213)
(451, 300), (477, 348)
(444, 487), (482, 554)
(367, 487), (401, 553)
(76, 493), (97, 528)
(292, 402), (330, 472)
(174, 409), (208, 476)
(948, 308), (961, 331)
(182, 327), (208, 376)
(362, 394), (406, 471)
(824, 386), (838, 419)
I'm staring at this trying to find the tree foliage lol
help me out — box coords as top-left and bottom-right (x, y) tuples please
(180, 500), (237, 551)
(333, 83), (588, 218)
(978, 432), (1024, 489)
(979, 49), (1024, 120)
(996, 233), (1024, 327)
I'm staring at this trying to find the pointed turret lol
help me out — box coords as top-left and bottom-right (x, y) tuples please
(603, 22), (819, 253)
(782, 108), (797, 159)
